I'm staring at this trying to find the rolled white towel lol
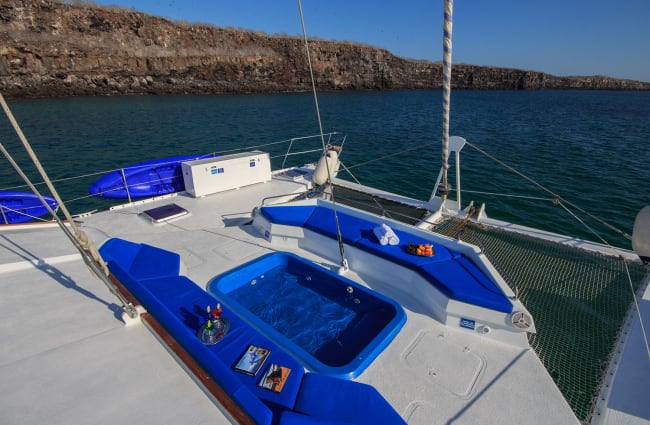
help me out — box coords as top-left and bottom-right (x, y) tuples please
(383, 223), (400, 245)
(374, 223), (400, 246)
(373, 224), (389, 245)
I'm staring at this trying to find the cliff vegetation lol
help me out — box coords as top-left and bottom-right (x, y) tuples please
(2, 0), (649, 98)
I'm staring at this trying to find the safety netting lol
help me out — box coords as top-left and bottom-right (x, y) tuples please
(332, 184), (648, 423)
(430, 218), (646, 423)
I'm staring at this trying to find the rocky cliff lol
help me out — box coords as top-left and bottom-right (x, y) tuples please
(1, 0), (648, 98)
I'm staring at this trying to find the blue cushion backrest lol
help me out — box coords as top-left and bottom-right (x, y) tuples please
(294, 373), (407, 425)
(260, 205), (316, 226)
(99, 238), (181, 280)
(304, 207), (370, 245)
(417, 256), (512, 313)
(99, 238), (141, 271)
(129, 243), (181, 280)
(355, 226), (456, 269)
(135, 275), (305, 414)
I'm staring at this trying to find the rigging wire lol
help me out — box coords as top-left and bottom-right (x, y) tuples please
(0, 203), (56, 224)
(465, 139), (632, 241)
(1, 124), (631, 250)
(557, 200), (650, 362)
(297, 0), (348, 272)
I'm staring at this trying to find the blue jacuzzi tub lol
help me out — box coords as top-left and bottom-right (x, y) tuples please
(207, 252), (406, 379)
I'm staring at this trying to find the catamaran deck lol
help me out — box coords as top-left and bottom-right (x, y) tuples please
(3, 173), (643, 424)
(0, 225), (232, 424)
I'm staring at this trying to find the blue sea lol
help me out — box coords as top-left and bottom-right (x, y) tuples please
(1, 90), (649, 249)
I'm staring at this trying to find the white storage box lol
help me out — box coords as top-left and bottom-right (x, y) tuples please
(181, 151), (271, 197)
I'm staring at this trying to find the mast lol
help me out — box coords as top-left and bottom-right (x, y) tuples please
(440, 0), (454, 201)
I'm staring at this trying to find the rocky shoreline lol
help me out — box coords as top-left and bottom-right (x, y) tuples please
(1, 0), (649, 99)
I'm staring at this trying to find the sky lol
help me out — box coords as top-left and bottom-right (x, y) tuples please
(89, 0), (650, 83)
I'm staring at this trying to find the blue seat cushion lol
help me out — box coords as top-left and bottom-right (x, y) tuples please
(106, 272), (274, 425)
(137, 276), (305, 412)
(355, 227), (455, 269)
(260, 205), (316, 227)
(100, 238), (301, 421)
(99, 237), (141, 270)
(129, 244), (180, 280)
(294, 373), (406, 425)
(304, 207), (372, 245)
(278, 411), (354, 425)
(99, 238), (180, 280)
(258, 206), (511, 314)
(418, 256), (512, 313)
(101, 238), (409, 425)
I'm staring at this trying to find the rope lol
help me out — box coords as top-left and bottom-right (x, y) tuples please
(0, 94), (81, 235)
(0, 139), (108, 280)
(440, 0), (454, 198)
(297, 0), (348, 272)
(0, 93), (137, 318)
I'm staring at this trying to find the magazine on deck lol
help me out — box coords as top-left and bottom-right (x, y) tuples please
(233, 345), (270, 376)
(258, 364), (291, 393)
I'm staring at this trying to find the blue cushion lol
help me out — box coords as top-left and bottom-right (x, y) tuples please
(355, 227), (455, 269)
(304, 207), (370, 245)
(262, 206), (511, 315)
(418, 256), (512, 313)
(99, 238), (141, 270)
(129, 244), (180, 280)
(294, 373), (406, 425)
(278, 411), (354, 425)
(260, 205), (316, 226)
(102, 238), (411, 425)
(138, 275), (305, 412)
(99, 238), (181, 280)
(104, 270), (274, 425)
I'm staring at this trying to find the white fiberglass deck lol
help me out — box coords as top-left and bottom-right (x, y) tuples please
(0, 175), (580, 424)
(0, 226), (232, 424)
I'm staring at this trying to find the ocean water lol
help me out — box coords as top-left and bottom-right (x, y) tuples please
(1, 90), (649, 248)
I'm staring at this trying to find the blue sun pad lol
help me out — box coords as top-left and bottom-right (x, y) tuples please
(99, 238), (406, 425)
(260, 204), (512, 313)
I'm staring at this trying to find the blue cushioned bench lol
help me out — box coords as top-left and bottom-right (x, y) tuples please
(100, 238), (406, 425)
(260, 204), (512, 314)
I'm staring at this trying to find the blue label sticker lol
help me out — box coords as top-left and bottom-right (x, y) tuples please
(460, 318), (475, 330)
(264, 230), (270, 239)
(250, 160), (256, 167)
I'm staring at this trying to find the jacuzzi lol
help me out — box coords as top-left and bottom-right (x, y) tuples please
(207, 252), (406, 379)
